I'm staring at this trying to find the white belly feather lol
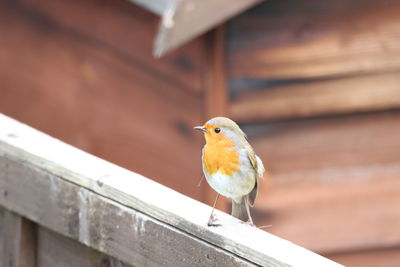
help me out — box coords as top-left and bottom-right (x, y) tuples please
(203, 148), (256, 200)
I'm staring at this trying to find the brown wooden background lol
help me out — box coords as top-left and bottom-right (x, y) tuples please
(227, 0), (400, 266)
(1, 0), (400, 266)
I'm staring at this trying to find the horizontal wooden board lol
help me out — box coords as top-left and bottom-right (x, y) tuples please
(230, 72), (400, 122)
(245, 111), (400, 253)
(0, 0), (206, 201)
(227, 0), (400, 79)
(15, 0), (207, 93)
(0, 113), (343, 267)
(0, 157), (257, 267)
(255, 175), (400, 253)
(247, 111), (400, 175)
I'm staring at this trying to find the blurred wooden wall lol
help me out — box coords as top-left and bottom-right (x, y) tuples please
(0, 0), (220, 203)
(226, 0), (400, 266)
(1, 0), (400, 266)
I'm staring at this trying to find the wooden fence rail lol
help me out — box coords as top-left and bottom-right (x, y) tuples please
(0, 113), (343, 267)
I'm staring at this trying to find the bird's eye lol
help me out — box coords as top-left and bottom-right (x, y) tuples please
(214, 128), (221, 133)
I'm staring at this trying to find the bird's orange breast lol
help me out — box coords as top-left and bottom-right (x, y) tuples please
(203, 136), (239, 176)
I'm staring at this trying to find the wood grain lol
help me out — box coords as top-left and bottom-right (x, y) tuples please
(0, 113), (343, 267)
(0, 208), (37, 267)
(245, 111), (400, 253)
(231, 72), (400, 122)
(227, 0), (400, 79)
(0, 157), (257, 267)
(37, 226), (131, 267)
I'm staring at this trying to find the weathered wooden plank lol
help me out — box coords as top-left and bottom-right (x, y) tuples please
(0, 114), (343, 267)
(244, 111), (400, 253)
(231, 72), (400, 122)
(227, 0), (400, 79)
(0, 151), (254, 267)
(37, 226), (131, 267)
(0, 0), (205, 202)
(0, 208), (37, 267)
(154, 0), (262, 56)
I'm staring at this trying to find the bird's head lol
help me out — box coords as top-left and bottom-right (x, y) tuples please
(194, 117), (247, 145)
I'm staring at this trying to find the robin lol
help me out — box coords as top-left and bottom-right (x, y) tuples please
(194, 117), (265, 226)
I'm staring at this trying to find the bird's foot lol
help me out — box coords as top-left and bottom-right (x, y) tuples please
(207, 214), (221, 227)
(240, 220), (255, 227)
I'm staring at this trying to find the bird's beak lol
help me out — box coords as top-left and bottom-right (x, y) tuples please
(193, 126), (207, 133)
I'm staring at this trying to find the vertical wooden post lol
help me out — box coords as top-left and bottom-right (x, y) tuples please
(0, 208), (37, 267)
(203, 25), (229, 212)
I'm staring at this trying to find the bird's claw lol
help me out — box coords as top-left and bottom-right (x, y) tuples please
(207, 214), (221, 227)
(240, 220), (255, 227)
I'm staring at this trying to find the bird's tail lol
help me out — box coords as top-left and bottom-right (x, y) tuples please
(231, 196), (251, 222)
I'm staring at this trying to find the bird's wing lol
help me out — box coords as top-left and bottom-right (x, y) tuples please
(246, 145), (265, 206)
(246, 144), (258, 171)
(245, 145), (264, 175)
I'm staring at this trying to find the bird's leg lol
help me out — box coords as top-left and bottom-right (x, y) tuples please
(244, 196), (254, 226)
(207, 193), (221, 227)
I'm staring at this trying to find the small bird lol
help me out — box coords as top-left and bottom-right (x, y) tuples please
(194, 117), (265, 226)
